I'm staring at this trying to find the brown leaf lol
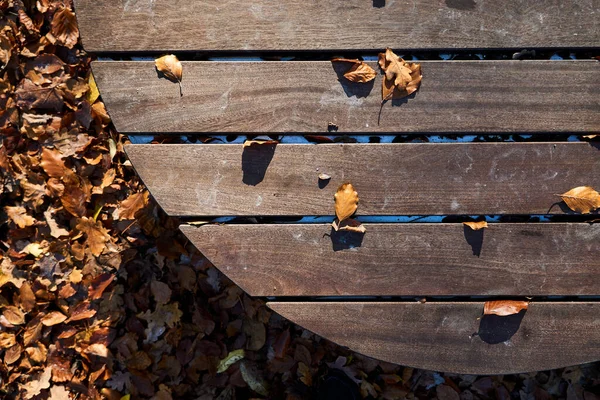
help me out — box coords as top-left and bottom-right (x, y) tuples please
(155, 55), (183, 94)
(22, 366), (51, 399)
(243, 139), (279, 147)
(50, 7), (79, 49)
(41, 147), (68, 178)
(332, 58), (377, 83)
(75, 217), (110, 256)
(333, 218), (367, 233)
(483, 300), (529, 316)
(41, 311), (67, 326)
(378, 48), (422, 101)
(66, 301), (97, 322)
(297, 362), (313, 386)
(44, 210), (69, 238)
(3, 306), (26, 325)
(0, 332), (16, 348)
(463, 221), (488, 231)
(19, 283), (36, 312)
(5, 206), (35, 228)
(558, 186), (600, 214)
(333, 183), (359, 230)
(60, 183), (88, 217)
(119, 191), (149, 220)
(88, 273), (115, 300)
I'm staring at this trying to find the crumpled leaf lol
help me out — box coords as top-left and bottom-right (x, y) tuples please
(155, 55), (183, 95)
(217, 349), (245, 374)
(558, 186), (600, 214)
(75, 217), (110, 256)
(50, 7), (79, 49)
(483, 300), (529, 316)
(463, 221), (488, 231)
(378, 48), (422, 101)
(332, 58), (377, 83)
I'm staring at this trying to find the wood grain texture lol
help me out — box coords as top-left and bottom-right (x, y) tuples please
(93, 61), (600, 133)
(74, 0), (600, 51)
(268, 302), (600, 374)
(125, 143), (600, 216)
(181, 223), (600, 296)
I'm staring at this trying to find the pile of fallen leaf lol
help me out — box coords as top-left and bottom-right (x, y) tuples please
(1, 2), (600, 399)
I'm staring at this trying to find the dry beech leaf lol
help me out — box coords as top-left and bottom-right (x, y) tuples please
(463, 221), (488, 231)
(3, 306), (26, 325)
(333, 183), (359, 230)
(22, 366), (51, 399)
(75, 217), (110, 256)
(50, 7), (79, 49)
(119, 191), (149, 220)
(243, 139), (279, 148)
(378, 48), (422, 101)
(558, 186), (600, 214)
(5, 206), (35, 228)
(483, 300), (529, 316)
(41, 311), (67, 326)
(155, 55), (183, 95)
(332, 58), (377, 83)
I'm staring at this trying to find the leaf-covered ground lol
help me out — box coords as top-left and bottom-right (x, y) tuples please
(1, 1), (600, 399)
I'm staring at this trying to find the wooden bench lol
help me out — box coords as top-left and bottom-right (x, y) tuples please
(74, 0), (600, 374)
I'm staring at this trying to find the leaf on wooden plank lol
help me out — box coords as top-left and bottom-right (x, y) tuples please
(483, 300), (529, 316)
(463, 221), (488, 231)
(217, 349), (245, 373)
(155, 55), (183, 95)
(378, 48), (422, 101)
(3, 306), (26, 325)
(558, 186), (600, 214)
(332, 58), (377, 83)
(50, 7), (79, 49)
(118, 191), (149, 220)
(333, 183), (359, 231)
(41, 311), (67, 326)
(332, 218), (367, 233)
(75, 217), (110, 256)
(243, 139), (279, 148)
(5, 206), (35, 228)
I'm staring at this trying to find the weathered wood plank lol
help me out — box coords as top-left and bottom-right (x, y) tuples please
(267, 302), (600, 374)
(181, 223), (600, 296)
(93, 61), (599, 133)
(74, 0), (600, 52)
(125, 143), (600, 216)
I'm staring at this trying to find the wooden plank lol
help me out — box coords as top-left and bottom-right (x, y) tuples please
(74, 0), (600, 52)
(125, 143), (600, 216)
(93, 60), (599, 133)
(267, 302), (600, 374)
(181, 223), (600, 296)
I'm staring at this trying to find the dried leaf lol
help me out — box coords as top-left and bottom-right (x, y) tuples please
(19, 283), (36, 312)
(87, 72), (100, 104)
(22, 366), (51, 399)
(243, 139), (279, 147)
(41, 148), (68, 178)
(50, 7), (79, 49)
(119, 191), (149, 220)
(333, 183), (359, 230)
(155, 55), (183, 94)
(332, 58), (377, 83)
(240, 361), (269, 396)
(41, 311), (67, 326)
(66, 301), (97, 322)
(318, 173), (331, 181)
(75, 217), (110, 256)
(3, 306), (26, 325)
(0, 332), (17, 348)
(298, 362), (313, 386)
(5, 206), (35, 228)
(88, 273), (115, 300)
(333, 218), (367, 233)
(483, 300), (529, 316)
(217, 349), (245, 373)
(558, 186), (600, 214)
(378, 48), (422, 101)
(463, 221), (488, 231)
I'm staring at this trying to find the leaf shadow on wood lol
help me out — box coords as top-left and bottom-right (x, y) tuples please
(373, 0), (385, 7)
(331, 63), (375, 98)
(329, 227), (364, 252)
(242, 144), (277, 186)
(318, 179), (330, 189)
(546, 201), (599, 215)
(463, 226), (484, 257)
(477, 311), (527, 344)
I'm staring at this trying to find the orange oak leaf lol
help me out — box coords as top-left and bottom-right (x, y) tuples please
(155, 55), (183, 95)
(332, 58), (377, 83)
(378, 48), (422, 101)
(463, 221), (488, 231)
(5, 206), (35, 228)
(75, 217), (110, 256)
(483, 300), (529, 316)
(558, 186), (600, 214)
(118, 191), (149, 220)
(50, 7), (79, 49)
(40, 148), (68, 179)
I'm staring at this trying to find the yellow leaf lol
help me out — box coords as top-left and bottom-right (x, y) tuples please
(483, 300), (529, 316)
(558, 186), (600, 214)
(87, 72), (100, 104)
(463, 221), (488, 231)
(155, 55), (183, 95)
(120, 395), (131, 400)
(333, 183), (359, 230)
(332, 59), (377, 83)
(217, 349), (245, 373)
(378, 48), (422, 101)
